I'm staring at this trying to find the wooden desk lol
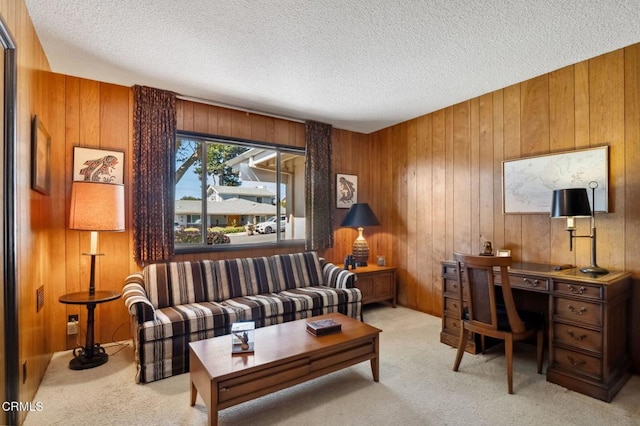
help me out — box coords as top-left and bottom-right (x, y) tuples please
(440, 260), (632, 402)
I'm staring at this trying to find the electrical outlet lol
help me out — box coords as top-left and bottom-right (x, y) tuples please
(67, 315), (79, 335)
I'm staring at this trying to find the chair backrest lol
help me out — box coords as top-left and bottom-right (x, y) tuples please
(453, 252), (526, 334)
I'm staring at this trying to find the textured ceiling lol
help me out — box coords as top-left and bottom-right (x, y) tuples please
(25, 1), (640, 134)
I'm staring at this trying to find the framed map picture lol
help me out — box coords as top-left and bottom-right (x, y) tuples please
(73, 147), (124, 184)
(502, 146), (608, 214)
(336, 173), (357, 208)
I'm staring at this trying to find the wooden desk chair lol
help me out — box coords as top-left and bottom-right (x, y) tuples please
(452, 252), (544, 394)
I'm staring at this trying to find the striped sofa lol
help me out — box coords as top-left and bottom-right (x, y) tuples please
(122, 252), (361, 383)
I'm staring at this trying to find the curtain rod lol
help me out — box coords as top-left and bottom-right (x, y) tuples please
(176, 95), (305, 124)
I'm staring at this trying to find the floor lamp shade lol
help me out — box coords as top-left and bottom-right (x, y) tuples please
(69, 182), (125, 232)
(69, 182), (125, 255)
(340, 203), (380, 266)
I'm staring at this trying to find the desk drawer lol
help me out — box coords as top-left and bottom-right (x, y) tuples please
(444, 296), (464, 316)
(553, 322), (602, 353)
(444, 279), (467, 298)
(553, 297), (602, 326)
(500, 274), (549, 291)
(444, 315), (473, 340)
(442, 263), (458, 278)
(553, 346), (602, 379)
(553, 281), (603, 300)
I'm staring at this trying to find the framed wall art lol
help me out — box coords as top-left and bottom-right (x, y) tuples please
(336, 173), (357, 208)
(73, 146), (124, 184)
(502, 146), (608, 214)
(31, 115), (51, 195)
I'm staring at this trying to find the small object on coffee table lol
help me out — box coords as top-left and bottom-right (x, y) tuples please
(306, 318), (342, 336)
(231, 321), (255, 354)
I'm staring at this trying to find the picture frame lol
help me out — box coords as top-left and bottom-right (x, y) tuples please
(336, 173), (357, 208)
(496, 249), (511, 257)
(73, 146), (124, 184)
(502, 146), (608, 214)
(31, 115), (51, 195)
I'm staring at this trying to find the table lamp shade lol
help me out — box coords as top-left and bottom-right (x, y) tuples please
(69, 182), (125, 231)
(550, 188), (591, 218)
(340, 203), (380, 228)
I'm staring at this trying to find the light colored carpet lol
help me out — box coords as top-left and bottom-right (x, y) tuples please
(25, 305), (640, 426)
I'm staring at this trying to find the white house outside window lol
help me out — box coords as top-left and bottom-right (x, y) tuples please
(174, 133), (306, 249)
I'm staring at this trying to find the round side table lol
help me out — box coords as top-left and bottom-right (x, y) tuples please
(58, 290), (121, 370)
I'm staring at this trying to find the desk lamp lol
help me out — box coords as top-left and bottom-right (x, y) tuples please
(69, 181), (125, 295)
(340, 203), (380, 266)
(550, 182), (607, 274)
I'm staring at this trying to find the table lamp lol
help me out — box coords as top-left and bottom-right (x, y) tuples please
(340, 203), (380, 266)
(550, 182), (607, 274)
(69, 181), (125, 295)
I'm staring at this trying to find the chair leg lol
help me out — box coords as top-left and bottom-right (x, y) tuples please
(536, 329), (544, 374)
(505, 335), (513, 394)
(453, 327), (467, 372)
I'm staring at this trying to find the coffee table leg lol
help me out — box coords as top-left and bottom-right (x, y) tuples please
(371, 334), (379, 382)
(209, 382), (219, 426)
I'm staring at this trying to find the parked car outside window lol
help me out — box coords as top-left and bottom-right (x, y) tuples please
(255, 215), (286, 234)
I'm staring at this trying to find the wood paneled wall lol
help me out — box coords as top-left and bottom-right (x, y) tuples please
(371, 45), (640, 371)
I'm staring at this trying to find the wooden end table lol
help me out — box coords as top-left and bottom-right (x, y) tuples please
(58, 290), (121, 370)
(189, 312), (381, 426)
(340, 264), (397, 307)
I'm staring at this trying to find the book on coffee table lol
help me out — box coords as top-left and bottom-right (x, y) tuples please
(306, 318), (342, 336)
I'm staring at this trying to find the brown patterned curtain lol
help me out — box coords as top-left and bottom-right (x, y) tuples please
(305, 120), (334, 251)
(133, 85), (177, 263)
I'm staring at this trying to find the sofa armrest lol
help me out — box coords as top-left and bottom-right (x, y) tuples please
(122, 272), (156, 324)
(322, 262), (357, 289)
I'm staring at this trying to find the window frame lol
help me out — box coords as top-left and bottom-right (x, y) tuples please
(174, 130), (306, 254)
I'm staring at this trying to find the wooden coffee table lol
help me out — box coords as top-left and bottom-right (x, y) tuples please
(189, 312), (381, 426)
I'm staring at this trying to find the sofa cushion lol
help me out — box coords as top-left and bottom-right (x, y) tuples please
(143, 260), (218, 308)
(271, 252), (324, 290)
(278, 286), (362, 314)
(222, 294), (306, 326)
(140, 301), (240, 343)
(214, 257), (277, 299)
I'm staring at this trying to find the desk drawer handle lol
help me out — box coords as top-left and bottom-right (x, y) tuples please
(523, 278), (540, 287)
(567, 356), (586, 368)
(567, 330), (587, 341)
(568, 305), (587, 315)
(567, 285), (586, 295)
